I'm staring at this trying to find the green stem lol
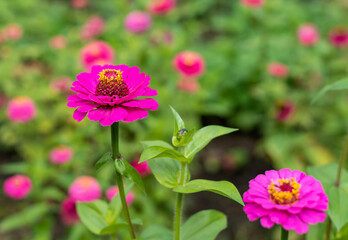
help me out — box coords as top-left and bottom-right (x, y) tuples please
(326, 132), (348, 240)
(111, 122), (136, 239)
(174, 162), (188, 240)
(281, 228), (289, 240)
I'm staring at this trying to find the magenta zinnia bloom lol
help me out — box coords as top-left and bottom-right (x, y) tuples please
(329, 27), (348, 48)
(49, 145), (74, 165)
(69, 176), (101, 202)
(173, 51), (206, 77)
(243, 169), (328, 234)
(297, 24), (319, 46)
(267, 62), (289, 78)
(240, 0), (265, 8)
(80, 41), (114, 71)
(147, 0), (176, 15)
(67, 64), (158, 126)
(131, 160), (152, 177)
(60, 197), (79, 225)
(275, 100), (296, 122)
(80, 15), (105, 41)
(3, 175), (32, 199)
(124, 11), (152, 34)
(7, 96), (37, 123)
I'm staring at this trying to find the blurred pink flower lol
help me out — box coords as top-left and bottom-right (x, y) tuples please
(297, 24), (319, 46)
(150, 31), (174, 46)
(173, 51), (206, 77)
(243, 169), (328, 234)
(80, 15), (105, 41)
(80, 41), (115, 71)
(240, 0), (265, 8)
(7, 96), (37, 123)
(69, 176), (101, 202)
(147, 0), (176, 15)
(67, 65), (158, 126)
(124, 11), (152, 34)
(60, 197), (79, 225)
(49, 145), (74, 165)
(106, 186), (135, 205)
(130, 160), (151, 177)
(329, 27), (348, 48)
(50, 77), (72, 94)
(267, 62), (289, 78)
(3, 24), (23, 41)
(71, 0), (88, 8)
(3, 175), (32, 199)
(50, 35), (67, 49)
(276, 100), (296, 122)
(177, 76), (200, 93)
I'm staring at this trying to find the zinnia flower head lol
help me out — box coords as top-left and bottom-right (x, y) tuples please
(7, 96), (37, 123)
(124, 11), (152, 34)
(147, 0), (176, 15)
(71, 0), (88, 8)
(276, 100), (296, 122)
(3, 175), (32, 199)
(297, 24), (319, 46)
(67, 64), (158, 126)
(240, 0), (265, 8)
(50, 35), (67, 49)
(130, 160), (152, 177)
(3, 24), (23, 41)
(173, 51), (206, 77)
(267, 62), (289, 78)
(329, 26), (348, 48)
(177, 76), (200, 93)
(106, 186), (135, 205)
(243, 169), (328, 234)
(49, 145), (74, 165)
(69, 176), (101, 202)
(60, 197), (79, 225)
(80, 41), (114, 71)
(80, 15), (105, 41)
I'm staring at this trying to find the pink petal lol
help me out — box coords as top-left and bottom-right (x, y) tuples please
(87, 108), (107, 121)
(110, 107), (128, 122)
(299, 209), (326, 224)
(142, 87), (157, 96)
(282, 214), (309, 234)
(265, 170), (280, 181)
(278, 169), (293, 179)
(78, 104), (98, 112)
(260, 216), (275, 229)
(123, 107), (148, 122)
(99, 109), (113, 126)
(73, 110), (87, 122)
(122, 98), (158, 110)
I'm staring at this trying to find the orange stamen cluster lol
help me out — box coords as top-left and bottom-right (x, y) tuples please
(95, 69), (129, 97)
(268, 178), (300, 205)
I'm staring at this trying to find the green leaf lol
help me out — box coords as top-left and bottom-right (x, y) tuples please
(181, 210), (227, 240)
(100, 218), (142, 235)
(95, 152), (112, 172)
(148, 158), (189, 188)
(140, 146), (188, 163)
(170, 106), (185, 137)
(76, 200), (109, 235)
(173, 129), (196, 147)
(0, 203), (49, 232)
(114, 158), (145, 193)
(184, 125), (238, 160)
(105, 192), (122, 225)
(141, 140), (174, 149)
(173, 179), (244, 205)
(312, 78), (348, 104)
(139, 225), (173, 240)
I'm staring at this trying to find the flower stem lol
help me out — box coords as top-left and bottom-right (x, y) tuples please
(111, 122), (136, 239)
(281, 228), (289, 240)
(326, 132), (348, 240)
(174, 162), (188, 240)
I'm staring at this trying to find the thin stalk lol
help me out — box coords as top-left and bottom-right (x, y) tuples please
(326, 132), (348, 240)
(174, 162), (188, 240)
(111, 122), (136, 239)
(281, 228), (289, 240)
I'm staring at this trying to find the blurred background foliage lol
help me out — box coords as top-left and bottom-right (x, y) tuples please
(0, 0), (348, 239)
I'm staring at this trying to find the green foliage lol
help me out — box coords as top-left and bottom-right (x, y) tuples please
(312, 78), (348, 104)
(95, 152), (112, 172)
(140, 146), (188, 163)
(139, 225), (173, 240)
(114, 158), (145, 193)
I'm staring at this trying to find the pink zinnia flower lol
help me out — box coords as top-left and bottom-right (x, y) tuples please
(80, 15), (105, 41)
(297, 24), (319, 46)
(49, 145), (74, 165)
(3, 24), (23, 41)
(50, 35), (67, 49)
(50, 77), (73, 95)
(267, 62), (289, 78)
(71, 0), (88, 8)
(177, 76), (200, 93)
(240, 0), (265, 8)
(60, 197), (79, 225)
(3, 175), (32, 199)
(106, 186), (135, 205)
(124, 11), (152, 34)
(147, 0), (176, 15)
(243, 169), (328, 234)
(329, 27), (348, 48)
(130, 160), (151, 177)
(80, 41), (115, 71)
(7, 96), (37, 123)
(69, 176), (101, 202)
(276, 100), (296, 122)
(67, 64), (158, 126)
(173, 51), (206, 77)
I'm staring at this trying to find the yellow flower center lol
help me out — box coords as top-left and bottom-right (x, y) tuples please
(95, 69), (129, 97)
(268, 178), (300, 205)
